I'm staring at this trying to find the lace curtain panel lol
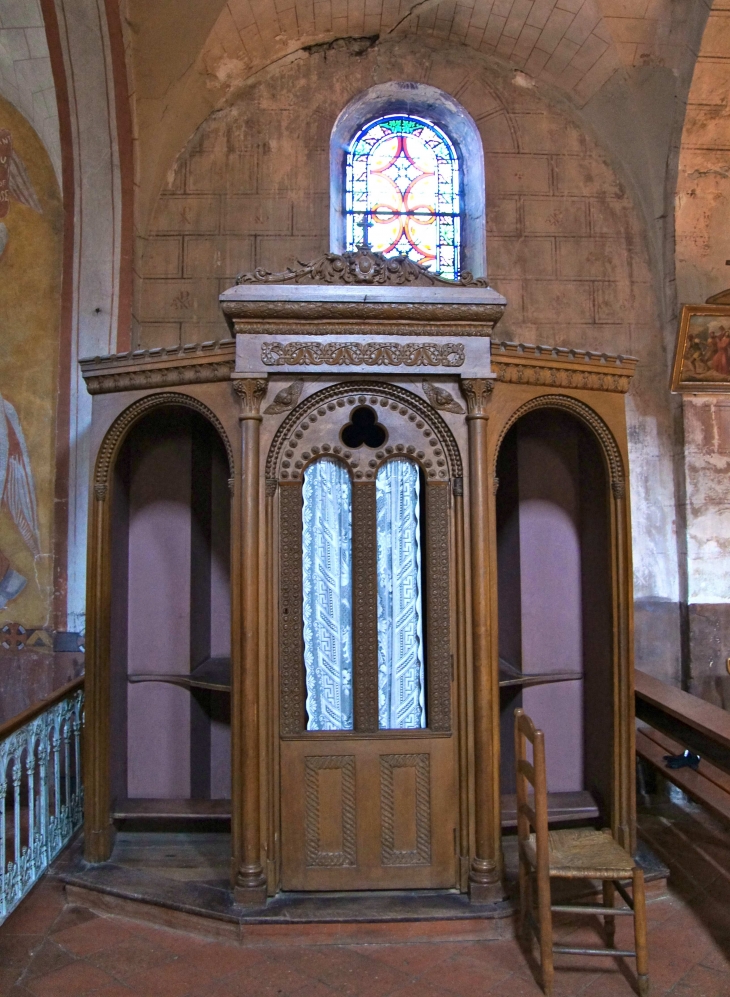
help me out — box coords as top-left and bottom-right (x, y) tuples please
(302, 459), (354, 730)
(376, 459), (426, 729)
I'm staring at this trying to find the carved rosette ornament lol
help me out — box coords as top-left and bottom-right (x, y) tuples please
(236, 247), (490, 288)
(233, 377), (267, 419)
(460, 378), (494, 419)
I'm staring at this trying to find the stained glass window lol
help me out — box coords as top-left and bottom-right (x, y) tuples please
(345, 115), (461, 281)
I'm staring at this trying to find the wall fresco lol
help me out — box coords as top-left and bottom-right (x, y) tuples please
(0, 97), (62, 630)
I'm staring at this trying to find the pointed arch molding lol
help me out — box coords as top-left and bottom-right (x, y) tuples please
(493, 395), (625, 498)
(266, 380), (463, 484)
(94, 392), (234, 496)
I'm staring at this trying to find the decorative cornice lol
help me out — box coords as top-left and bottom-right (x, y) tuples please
(84, 360), (234, 395)
(494, 362), (632, 393)
(233, 377), (268, 418)
(220, 306), (505, 330)
(80, 339), (236, 395)
(236, 248), (489, 288)
(491, 340), (636, 395)
(460, 378), (494, 418)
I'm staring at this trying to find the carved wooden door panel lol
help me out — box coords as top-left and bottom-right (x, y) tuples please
(280, 736), (458, 890)
(275, 387), (461, 891)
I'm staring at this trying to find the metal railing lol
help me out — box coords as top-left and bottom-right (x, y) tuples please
(0, 677), (84, 923)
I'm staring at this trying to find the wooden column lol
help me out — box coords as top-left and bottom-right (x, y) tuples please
(233, 375), (268, 906)
(612, 477), (636, 853)
(460, 377), (503, 903)
(84, 482), (113, 862)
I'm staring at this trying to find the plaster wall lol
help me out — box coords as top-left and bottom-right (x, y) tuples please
(674, 0), (730, 702)
(681, 395), (730, 707)
(133, 38), (678, 676)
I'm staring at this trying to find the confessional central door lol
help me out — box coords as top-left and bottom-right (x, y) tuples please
(278, 455), (459, 891)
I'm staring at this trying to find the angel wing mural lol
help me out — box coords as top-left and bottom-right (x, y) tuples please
(0, 394), (41, 609)
(0, 128), (42, 259)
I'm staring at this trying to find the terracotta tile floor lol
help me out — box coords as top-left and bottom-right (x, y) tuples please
(2, 789), (730, 997)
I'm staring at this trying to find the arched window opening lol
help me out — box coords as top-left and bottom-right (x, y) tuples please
(302, 458), (353, 731)
(376, 459), (426, 729)
(346, 116), (461, 281)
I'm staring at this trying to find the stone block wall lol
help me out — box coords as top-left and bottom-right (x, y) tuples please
(132, 37), (679, 679)
(134, 40), (657, 362)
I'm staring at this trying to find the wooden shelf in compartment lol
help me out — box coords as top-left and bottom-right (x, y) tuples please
(127, 656), (231, 692)
(498, 658), (583, 690)
(501, 791), (599, 828)
(112, 798), (232, 820)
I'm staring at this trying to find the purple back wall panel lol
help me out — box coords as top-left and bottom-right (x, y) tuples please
(127, 422), (192, 799)
(519, 431), (584, 793)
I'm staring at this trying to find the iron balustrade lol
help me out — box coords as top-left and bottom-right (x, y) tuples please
(0, 677), (84, 923)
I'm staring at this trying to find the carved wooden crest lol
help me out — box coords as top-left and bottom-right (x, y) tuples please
(236, 247), (489, 288)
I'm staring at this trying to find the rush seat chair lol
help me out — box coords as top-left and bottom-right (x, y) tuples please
(514, 708), (649, 997)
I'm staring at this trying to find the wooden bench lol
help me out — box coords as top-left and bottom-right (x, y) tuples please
(635, 669), (730, 825)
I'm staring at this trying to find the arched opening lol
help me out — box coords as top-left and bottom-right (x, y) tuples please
(108, 406), (232, 825)
(497, 408), (613, 826)
(276, 382), (458, 890)
(330, 82), (486, 278)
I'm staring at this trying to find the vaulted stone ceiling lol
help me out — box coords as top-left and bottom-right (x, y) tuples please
(124, 0), (712, 238)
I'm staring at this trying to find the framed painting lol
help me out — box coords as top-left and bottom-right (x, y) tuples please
(671, 304), (730, 392)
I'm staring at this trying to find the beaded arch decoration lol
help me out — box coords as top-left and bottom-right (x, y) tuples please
(493, 395), (625, 498)
(94, 392), (234, 494)
(266, 381), (463, 485)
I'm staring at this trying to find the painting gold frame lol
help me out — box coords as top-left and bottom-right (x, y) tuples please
(671, 304), (730, 392)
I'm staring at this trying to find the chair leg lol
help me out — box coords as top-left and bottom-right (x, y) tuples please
(536, 868), (554, 997)
(518, 857), (528, 938)
(633, 867), (649, 997)
(602, 879), (616, 948)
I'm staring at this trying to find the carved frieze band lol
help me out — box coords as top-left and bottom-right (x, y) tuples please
(380, 753), (431, 867)
(94, 392), (234, 491)
(352, 483), (379, 734)
(261, 342), (465, 368)
(426, 482), (452, 733)
(83, 360), (234, 395)
(279, 482), (305, 735)
(494, 395), (625, 498)
(305, 755), (357, 868)
(266, 381), (463, 482)
(493, 362), (631, 394)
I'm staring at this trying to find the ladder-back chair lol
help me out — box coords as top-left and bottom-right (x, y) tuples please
(514, 708), (648, 997)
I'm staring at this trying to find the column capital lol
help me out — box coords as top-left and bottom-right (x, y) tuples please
(460, 378), (494, 418)
(233, 376), (268, 418)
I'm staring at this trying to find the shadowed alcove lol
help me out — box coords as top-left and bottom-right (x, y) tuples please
(497, 408), (613, 828)
(109, 407), (232, 819)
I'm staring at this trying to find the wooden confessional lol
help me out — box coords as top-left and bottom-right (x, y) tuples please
(81, 249), (637, 908)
